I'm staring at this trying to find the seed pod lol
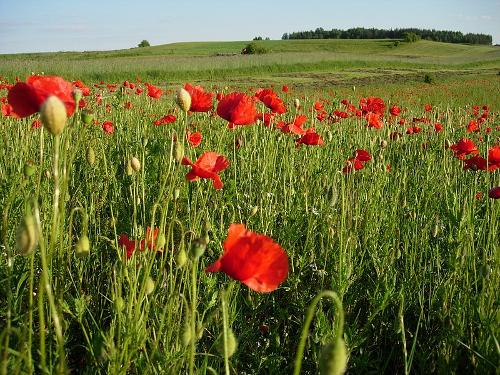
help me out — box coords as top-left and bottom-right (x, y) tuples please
(130, 156), (141, 173)
(176, 88), (191, 112)
(16, 214), (38, 256)
(319, 338), (347, 375)
(40, 96), (67, 136)
(216, 328), (238, 358)
(75, 235), (91, 258)
(86, 147), (96, 165)
(156, 233), (166, 250)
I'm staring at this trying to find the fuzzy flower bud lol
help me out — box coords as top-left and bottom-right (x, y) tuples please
(176, 88), (191, 112)
(40, 96), (67, 136)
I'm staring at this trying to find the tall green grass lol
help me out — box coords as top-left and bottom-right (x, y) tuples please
(0, 76), (498, 374)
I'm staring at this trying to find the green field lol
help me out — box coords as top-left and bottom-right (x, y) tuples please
(1, 39), (499, 85)
(0, 39), (499, 374)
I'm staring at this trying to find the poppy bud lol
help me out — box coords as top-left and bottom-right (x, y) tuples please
(294, 98), (300, 110)
(24, 161), (36, 177)
(182, 322), (192, 346)
(189, 237), (207, 259)
(130, 156), (141, 173)
(444, 139), (452, 149)
(352, 85), (356, 92)
(40, 96), (67, 136)
(114, 296), (125, 312)
(319, 338), (347, 375)
(175, 248), (187, 267)
(86, 147), (96, 166)
(145, 276), (155, 295)
(126, 159), (133, 176)
(81, 110), (94, 125)
(176, 88), (191, 112)
(16, 214), (38, 256)
(174, 142), (184, 163)
(380, 140), (388, 149)
(216, 328), (238, 358)
(173, 188), (180, 201)
(73, 89), (82, 105)
(75, 235), (90, 258)
(250, 206), (259, 217)
(156, 233), (166, 250)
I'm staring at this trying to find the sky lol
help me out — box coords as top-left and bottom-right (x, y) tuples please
(0, 0), (499, 54)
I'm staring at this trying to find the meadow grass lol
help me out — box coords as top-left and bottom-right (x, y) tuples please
(0, 40), (499, 374)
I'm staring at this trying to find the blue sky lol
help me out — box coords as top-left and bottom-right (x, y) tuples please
(0, 0), (499, 53)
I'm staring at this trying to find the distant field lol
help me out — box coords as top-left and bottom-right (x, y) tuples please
(1, 39), (499, 85)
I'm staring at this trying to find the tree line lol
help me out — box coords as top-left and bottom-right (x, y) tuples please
(282, 27), (492, 45)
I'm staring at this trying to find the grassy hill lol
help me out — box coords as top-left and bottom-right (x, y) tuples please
(1, 39), (499, 85)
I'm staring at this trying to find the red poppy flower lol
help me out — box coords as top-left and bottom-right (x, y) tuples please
(217, 92), (258, 127)
(146, 83), (162, 99)
(206, 224), (288, 293)
(355, 149), (372, 162)
(140, 227), (160, 251)
(184, 83), (214, 112)
(390, 105), (401, 116)
(72, 80), (90, 96)
(487, 146), (500, 171)
(153, 114), (176, 126)
(489, 186), (500, 199)
(450, 138), (479, 160)
(1, 103), (14, 117)
(467, 120), (479, 133)
(281, 114), (307, 135)
(342, 149), (371, 174)
(434, 123), (443, 132)
(296, 129), (324, 146)
(366, 112), (383, 129)
(282, 85), (289, 93)
(7, 75), (76, 118)
(425, 104), (432, 112)
(314, 101), (324, 111)
(255, 88), (286, 114)
(463, 156), (487, 171)
(182, 151), (229, 190)
(118, 234), (137, 259)
(187, 130), (202, 147)
(360, 96), (385, 115)
(102, 121), (114, 134)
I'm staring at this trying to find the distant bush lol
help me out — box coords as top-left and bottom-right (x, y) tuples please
(253, 36), (263, 41)
(393, 41), (400, 47)
(423, 74), (434, 84)
(404, 32), (421, 43)
(241, 42), (268, 55)
(138, 40), (150, 48)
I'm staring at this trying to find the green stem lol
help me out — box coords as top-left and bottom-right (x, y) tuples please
(189, 258), (198, 375)
(293, 290), (344, 375)
(221, 289), (231, 375)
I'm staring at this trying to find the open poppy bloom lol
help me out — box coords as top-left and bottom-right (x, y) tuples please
(487, 146), (500, 171)
(281, 114), (307, 135)
(146, 83), (162, 99)
(184, 83), (214, 112)
(182, 151), (229, 190)
(450, 138), (479, 160)
(153, 114), (176, 126)
(342, 149), (372, 174)
(296, 128), (324, 146)
(186, 130), (203, 147)
(7, 75), (75, 118)
(217, 92), (258, 127)
(255, 88), (286, 114)
(489, 186), (500, 199)
(206, 224), (288, 293)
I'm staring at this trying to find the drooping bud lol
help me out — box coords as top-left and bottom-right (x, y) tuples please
(250, 206), (259, 217)
(175, 248), (187, 267)
(176, 88), (191, 112)
(40, 96), (67, 136)
(216, 328), (238, 358)
(75, 235), (91, 258)
(130, 156), (141, 173)
(189, 237), (207, 259)
(319, 338), (348, 375)
(114, 296), (125, 312)
(173, 188), (180, 201)
(182, 322), (192, 346)
(86, 147), (96, 165)
(16, 214), (38, 256)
